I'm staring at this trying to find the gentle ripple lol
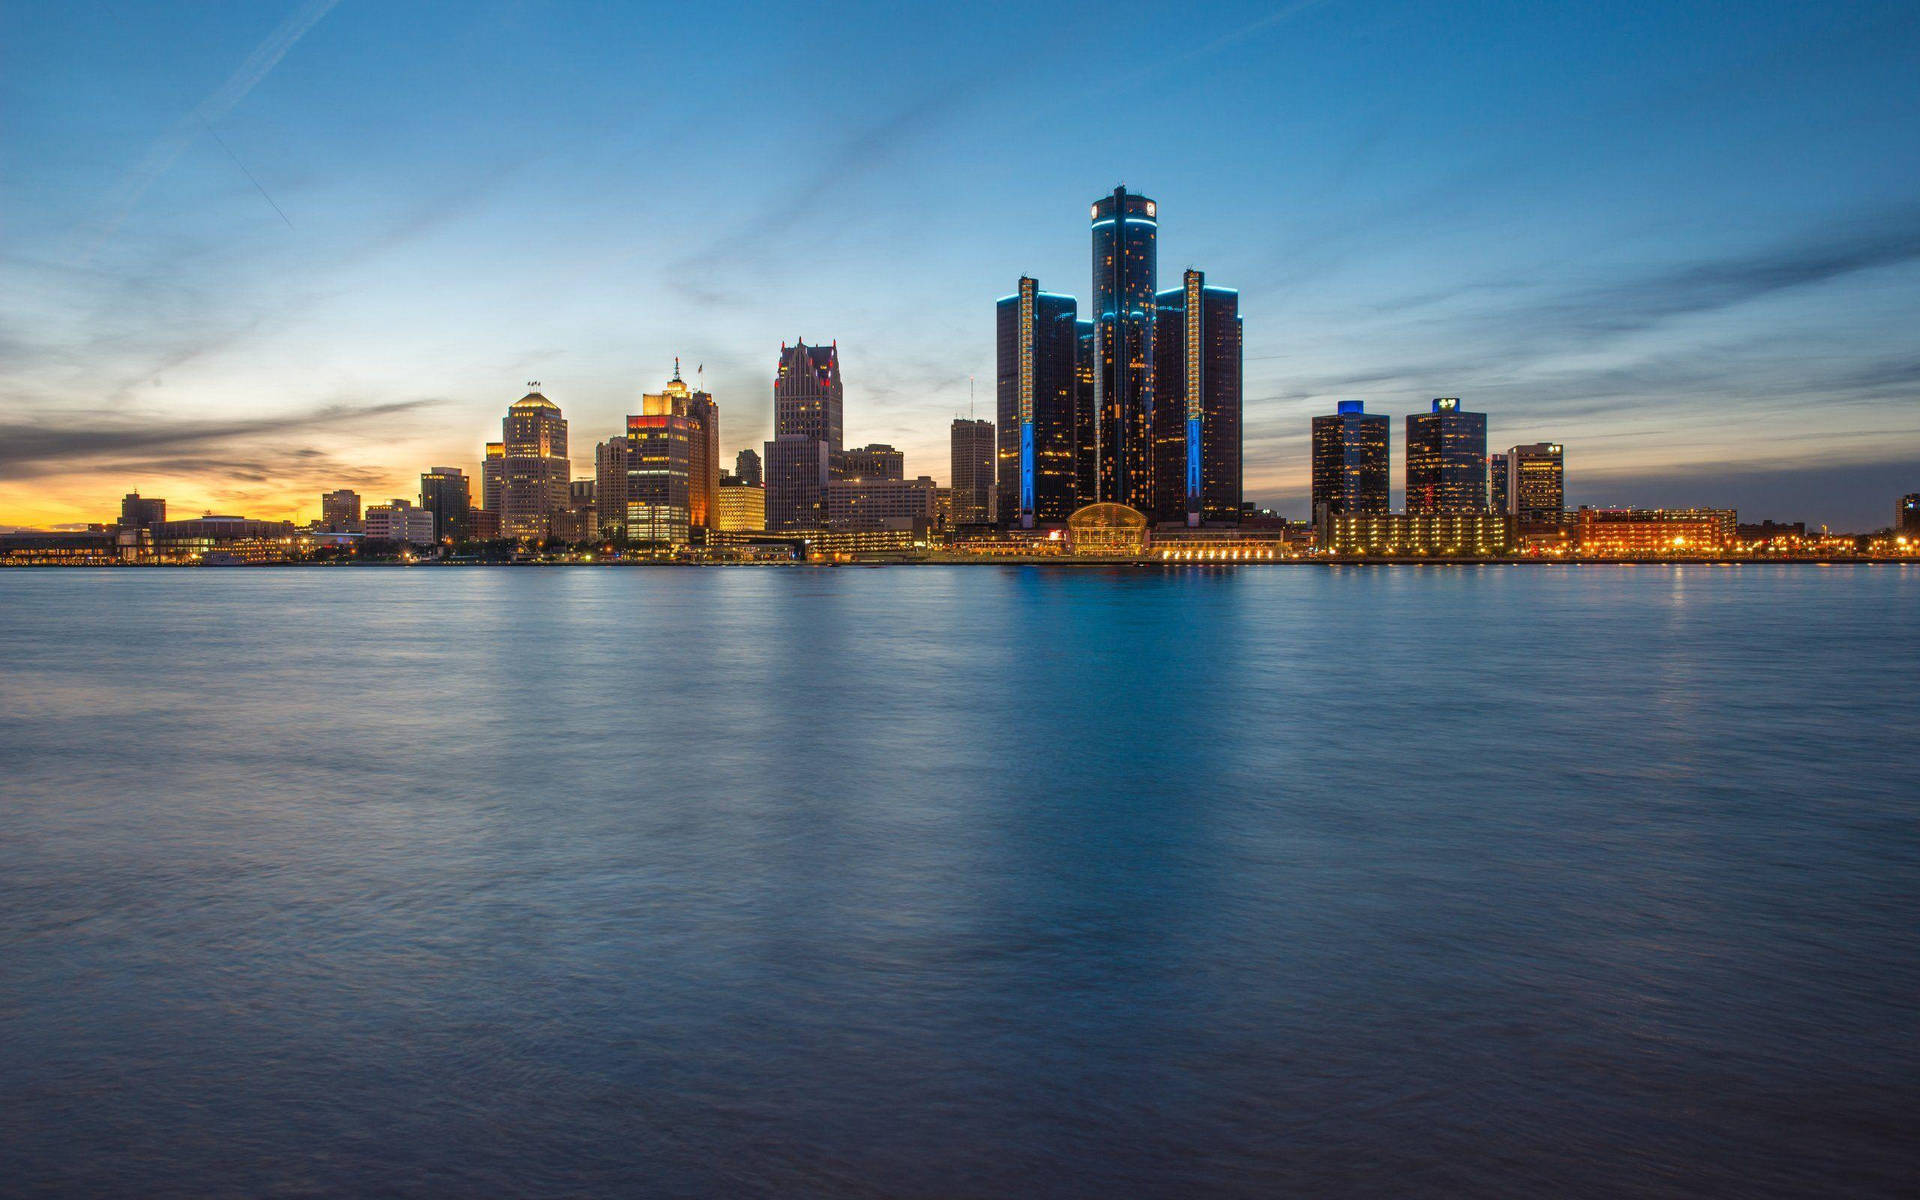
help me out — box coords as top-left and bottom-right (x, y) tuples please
(1, 565), (1916, 1197)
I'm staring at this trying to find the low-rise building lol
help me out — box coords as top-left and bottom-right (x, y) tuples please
(1316, 510), (1515, 556)
(826, 475), (938, 531)
(363, 500), (437, 546)
(1575, 507), (1736, 554)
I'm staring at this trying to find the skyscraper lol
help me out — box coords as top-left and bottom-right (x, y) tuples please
(320, 489), (360, 532)
(419, 466), (471, 542)
(735, 448), (762, 488)
(1899, 493), (1920, 534)
(626, 391), (695, 547)
(1090, 186), (1158, 510)
(1152, 268), (1242, 525)
(766, 341), (842, 531)
(774, 341), (843, 451)
(1311, 401), (1390, 518)
(645, 362), (720, 535)
(482, 443), (504, 514)
(996, 277), (1080, 526)
(1405, 398), (1488, 513)
(1507, 442), (1565, 530)
(763, 435), (831, 530)
(1073, 318), (1096, 504)
(595, 437), (631, 539)
(499, 388), (569, 540)
(1487, 452), (1509, 516)
(950, 418), (994, 527)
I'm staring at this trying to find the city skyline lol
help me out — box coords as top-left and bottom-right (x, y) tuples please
(4, 1), (1918, 531)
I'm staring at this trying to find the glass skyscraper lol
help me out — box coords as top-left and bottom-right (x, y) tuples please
(1152, 269), (1242, 526)
(1405, 397), (1488, 512)
(1090, 187), (1158, 510)
(996, 277), (1080, 526)
(1311, 401), (1390, 518)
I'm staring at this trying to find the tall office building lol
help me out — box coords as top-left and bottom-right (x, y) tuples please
(764, 435), (832, 530)
(595, 438), (631, 539)
(1899, 493), (1920, 534)
(735, 448), (762, 488)
(1074, 318), (1096, 504)
(499, 388), (569, 540)
(764, 341), (842, 531)
(626, 390), (695, 547)
(774, 341), (843, 451)
(1311, 401), (1390, 518)
(1487, 453), (1509, 516)
(1090, 186), (1158, 510)
(644, 361), (719, 534)
(1506, 442), (1565, 530)
(419, 466), (472, 542)
(950, 418), (995, 526)
(1152, 268), (1242, 525)
(482, 443), (504, 513)
(120, 492), (166, 530)
(996, 277), (1081, 526)
(320, 489), (360, 532)
(1405, 398), (1488, 513)
(837, 443), (904, 481)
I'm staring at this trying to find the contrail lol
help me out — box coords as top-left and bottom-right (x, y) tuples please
(82, 0), (341, 259)
(200, 116), (295, 229)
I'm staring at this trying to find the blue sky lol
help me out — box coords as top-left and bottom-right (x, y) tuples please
(3, 0), (1917, 528)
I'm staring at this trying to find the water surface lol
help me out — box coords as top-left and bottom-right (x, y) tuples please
(2, 566), (1916, 1197)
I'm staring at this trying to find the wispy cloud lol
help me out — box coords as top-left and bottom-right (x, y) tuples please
(81, 0), (343, 260)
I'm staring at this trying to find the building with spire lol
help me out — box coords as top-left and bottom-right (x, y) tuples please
(644, 360), (719, 537)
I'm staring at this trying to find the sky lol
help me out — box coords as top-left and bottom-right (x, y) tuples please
(2, 0), (1917, 530)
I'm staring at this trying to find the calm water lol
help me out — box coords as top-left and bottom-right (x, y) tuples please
(1, 565), (1916, 1198)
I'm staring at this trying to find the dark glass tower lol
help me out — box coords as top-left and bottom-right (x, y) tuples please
(1153, 269), (1242, 525)
(1405, 397), (1488, 512)
(996, 277), (1080, 526)
(1311, 401), (1390, 518)
(1090, 186), (1157, 510)
(1073, 319), (1096, 505)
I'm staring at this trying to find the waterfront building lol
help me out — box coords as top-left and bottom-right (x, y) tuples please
(595, 437), (631, 539)
(320, 489), (361, 532)
(626, 394), (695, 547)
(837, 443), (904, 481)
(469, 509), (501, 540)
(826, 475), (938, 531)
(1316, 510), (1515, 556)
(363, 499), (436, 547)
(1310, 401), (1391, 518)
(996, 277), (1081, 526)
(1487, 453), (1509, 516)
(1506, 442), (1565, 530)
(1152, 268), (1243, 525)
(950, 418), (995, 526)
(120, 492), (166, 531)
(1067, 502), (1150, 557)
(1575, 507), (1736, 554)
(482, 443), (504, 514)
(419, 467), (471, 542)
(1901, 493), (1920, 533)
(735, 448), (762, 488)
(1090, 187), (1159, 511)
(715, 478), (766, 532)
(499, 389), (570, 540)
(1405, 398), (1488, 513)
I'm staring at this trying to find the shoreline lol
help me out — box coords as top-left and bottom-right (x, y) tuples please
(2, 556), (1910, 570)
